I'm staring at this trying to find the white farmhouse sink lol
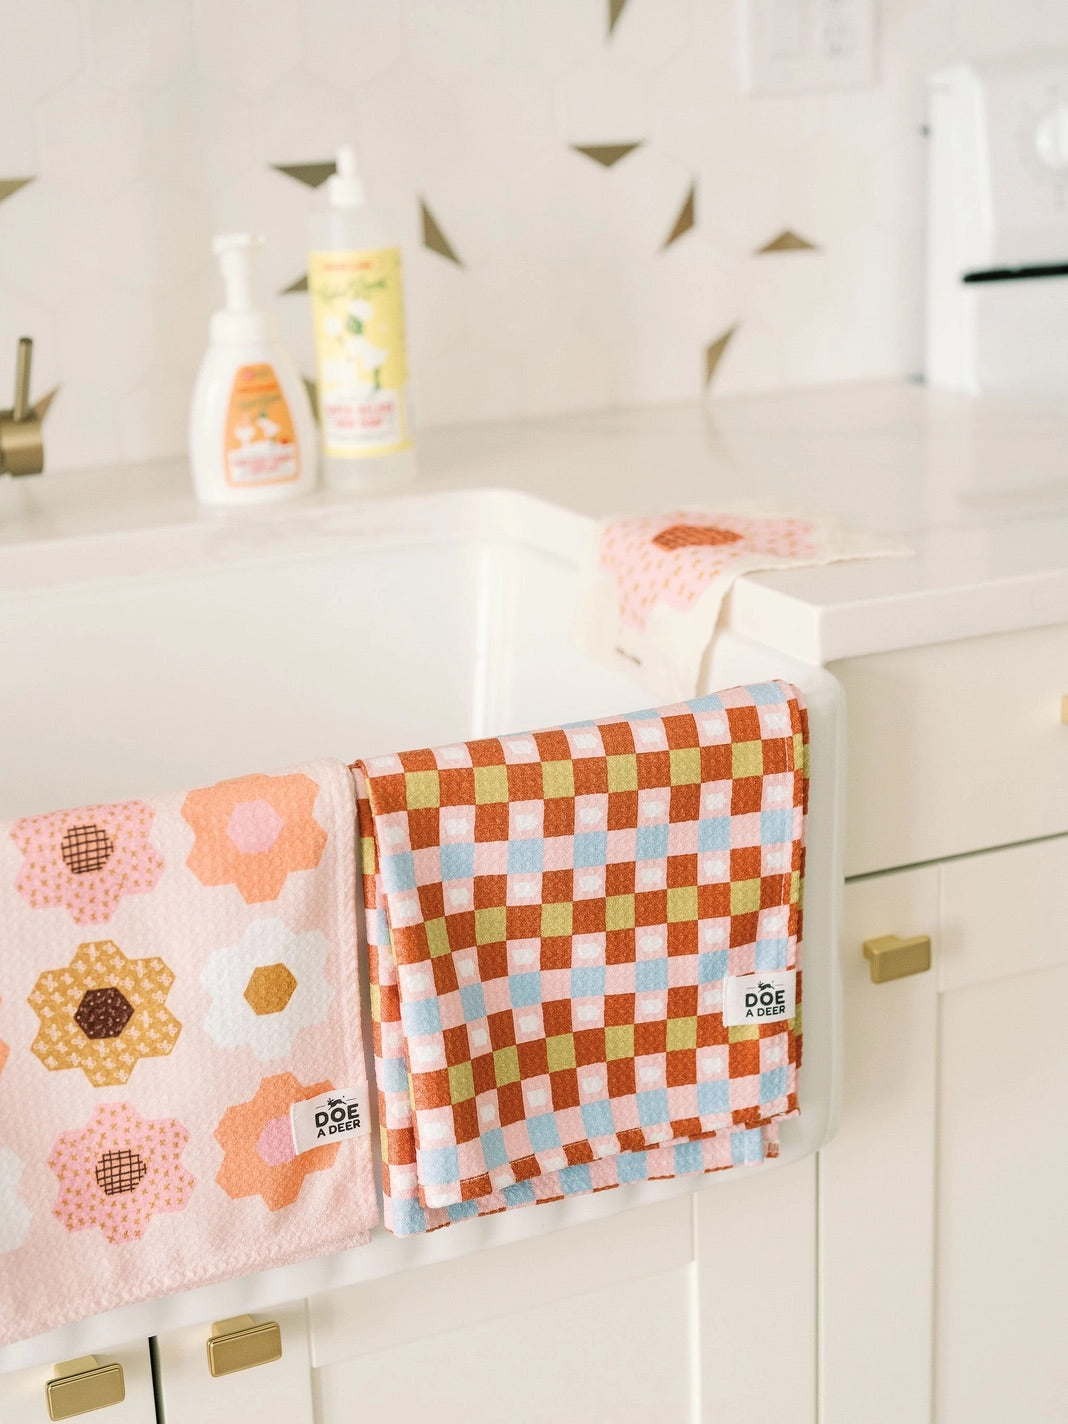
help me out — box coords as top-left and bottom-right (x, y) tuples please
(0, 491), (648, 817)
(0, 488), (842, 1368)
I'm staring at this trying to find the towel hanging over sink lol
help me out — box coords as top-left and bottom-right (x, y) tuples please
(354, 681), (808, 1236)
(0, 760), (377, 1347)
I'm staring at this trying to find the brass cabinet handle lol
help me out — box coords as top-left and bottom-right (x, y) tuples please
(206, 1315), (282, 1378)
(862, 933), (932, 983)
(46, 1356), (125, 1420)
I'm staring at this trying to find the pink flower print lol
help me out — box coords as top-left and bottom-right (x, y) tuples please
(600, 512), (822, 629)
(11, 800), (164, 925)
(49, 1101), (194, 1243)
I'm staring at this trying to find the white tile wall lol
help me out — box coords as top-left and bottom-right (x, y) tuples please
(0, 0), (1065, 472)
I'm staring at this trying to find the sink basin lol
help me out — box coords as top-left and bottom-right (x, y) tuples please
(0, 490), (647, 817)
(0, 487), (842, 1367)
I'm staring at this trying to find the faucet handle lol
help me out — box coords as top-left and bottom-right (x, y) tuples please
(13, 336), (32, 422)
(1, 336), (50, 476)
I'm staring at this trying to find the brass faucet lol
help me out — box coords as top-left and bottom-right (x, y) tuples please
(0, 337), (55, 476)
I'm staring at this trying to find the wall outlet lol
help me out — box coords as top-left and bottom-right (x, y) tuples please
(739, 0), (877, 95)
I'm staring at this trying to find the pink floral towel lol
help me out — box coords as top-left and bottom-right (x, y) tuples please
(0, 761), (377, 1346)
(580, 508), (902, 698)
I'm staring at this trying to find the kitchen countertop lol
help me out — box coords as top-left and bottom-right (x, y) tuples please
(2, 379), (1066, 663)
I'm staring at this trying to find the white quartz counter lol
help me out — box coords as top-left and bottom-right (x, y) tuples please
(2, 380), (1066, 663)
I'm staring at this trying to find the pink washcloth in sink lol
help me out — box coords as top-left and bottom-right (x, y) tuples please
(580, 508), (904, 698)
(0, 760), (377, 1346)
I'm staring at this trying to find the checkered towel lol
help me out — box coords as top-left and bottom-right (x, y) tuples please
(353, 681), (808, 1236)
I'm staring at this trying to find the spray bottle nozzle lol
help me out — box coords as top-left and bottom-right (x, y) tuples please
(326, 145), (365, 209)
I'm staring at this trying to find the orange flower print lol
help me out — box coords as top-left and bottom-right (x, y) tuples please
(182, 773), (327, 904)
(50, 1102), (194, 1243)
(0, 997), (7, 1080)
(215, 1072), (338, 1211)
(600, 511), (822, 630)
(11, 800), (164, 925)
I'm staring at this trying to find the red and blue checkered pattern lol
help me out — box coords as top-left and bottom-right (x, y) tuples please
(354, 681), (808, 1236)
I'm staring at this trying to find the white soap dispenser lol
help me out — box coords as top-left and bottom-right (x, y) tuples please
(190, 233), (318, 506)
(308, 145), (417, 491)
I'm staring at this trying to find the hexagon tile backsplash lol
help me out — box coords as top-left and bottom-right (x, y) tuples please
(0, 0), (1063, 473)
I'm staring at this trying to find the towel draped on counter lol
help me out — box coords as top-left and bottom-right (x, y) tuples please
(580, 507), (903, 698)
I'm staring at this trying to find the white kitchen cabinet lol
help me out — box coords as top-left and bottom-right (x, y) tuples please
(935, 839), (1068, 1424)
(695, 1156), (817, 1424)
(0, 1340), (155, 1424)
(820, 865), (940, 1424)
(153, 1300), (314, 1424)
(821, 835), (1068, 1424)
(306, 1159), (819, 1424)
(310, 1196), (698, 1424)
(317, 1268), (693, 1424)
(834, 624), (1068, 876)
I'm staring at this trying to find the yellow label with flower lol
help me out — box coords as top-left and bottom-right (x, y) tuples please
(309, 247), (412, 458)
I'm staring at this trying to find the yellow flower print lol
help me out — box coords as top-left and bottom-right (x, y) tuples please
(28, 940), (181, 1087)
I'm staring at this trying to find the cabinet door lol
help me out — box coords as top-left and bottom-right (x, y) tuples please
(311, 1180), (819, 1424)
(0, 1340), (156, 1424)
(820, 837), (1068, 1424)
(819, 865), (940, 1424)
(153, 1300), (314, 1424)
(935, 837), (1068, 1424)
(312, 1199), (698, 1424)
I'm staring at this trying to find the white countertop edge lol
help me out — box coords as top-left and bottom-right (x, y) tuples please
(2, 383), (1067, 662)
(730, 565), (1068, 663)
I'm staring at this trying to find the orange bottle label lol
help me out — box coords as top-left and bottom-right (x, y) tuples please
(223, 363), (300, 488)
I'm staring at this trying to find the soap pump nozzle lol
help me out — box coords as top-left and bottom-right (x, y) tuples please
(210, 232), (272, 344)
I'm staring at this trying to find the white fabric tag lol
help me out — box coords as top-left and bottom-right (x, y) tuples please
(722, 970), (797, 1027)
(290, 1088), (369, 1155)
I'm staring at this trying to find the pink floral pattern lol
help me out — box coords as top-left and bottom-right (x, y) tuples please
(11, 800), (164, 925)
(49, 1101), (194, 1243)
(600, 511), (822, 629)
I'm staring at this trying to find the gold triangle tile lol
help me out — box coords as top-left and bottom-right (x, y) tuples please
(0, 177), (34, 206)
(34, 386), (59, 421)
(608, 0), (630, 35)
(704, 325), (738, 386)
(756, 228), (818, 254)
(281, 273), (308, 294)
(572, 142), (643, 169)
(420, 199), (463, 266)
(662, 182), (695, 250)
(271, 161), (336, 189)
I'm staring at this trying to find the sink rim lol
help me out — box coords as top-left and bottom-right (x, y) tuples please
(0, 486), (589, 599)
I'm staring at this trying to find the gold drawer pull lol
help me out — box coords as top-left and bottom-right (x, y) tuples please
(863, 933), (932, 983)
(207, 1315), (282, 1378)
(47, 1356), (125, 1420)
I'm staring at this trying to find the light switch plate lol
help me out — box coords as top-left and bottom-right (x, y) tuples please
(739, 0), (877, 95)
